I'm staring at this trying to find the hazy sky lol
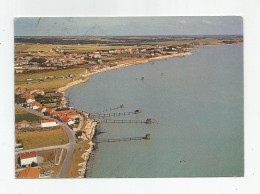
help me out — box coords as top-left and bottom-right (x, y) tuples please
(15, 17), (243, 36)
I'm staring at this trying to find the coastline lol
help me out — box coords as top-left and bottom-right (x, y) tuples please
(57, 70), (90, 107)
(53, 43), (241, 177)
(88, 51), (192, 77)
(77, 118), (97, 178)
(58, 51), (192, 108)
(57, 51), (192, 177)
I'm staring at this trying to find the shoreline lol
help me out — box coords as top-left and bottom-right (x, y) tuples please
(88, 51), (192, 77)
(77, 118), (97, 178)
(58, 51), (192, 108)
(56, 51), (192, 177)
(57, 43), (241, 177)
(57, 70), (90, 107)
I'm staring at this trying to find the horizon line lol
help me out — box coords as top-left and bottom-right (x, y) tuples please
(15, 35), (243, 37)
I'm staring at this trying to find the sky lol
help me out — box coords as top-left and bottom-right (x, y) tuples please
(14, 17), (243, 36)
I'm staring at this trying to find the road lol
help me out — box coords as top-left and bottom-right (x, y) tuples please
(15, 105), (75, 178)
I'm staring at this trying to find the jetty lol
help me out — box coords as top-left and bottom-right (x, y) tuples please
(89, 110), (143, 119)
(98, 118), (156, 124)
(96, 134), (151, 143)
(90, 104), (124, 114)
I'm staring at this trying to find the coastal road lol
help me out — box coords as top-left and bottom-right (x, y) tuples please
(15, 105), (75, 178)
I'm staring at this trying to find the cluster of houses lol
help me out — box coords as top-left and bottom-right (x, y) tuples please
(15, 45), (184, 73)
(15, 87), (80, 127)
(15, 88), (44, 104)
(46, 109), (80, 126)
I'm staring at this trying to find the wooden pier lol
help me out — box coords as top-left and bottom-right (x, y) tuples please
(90, 104), (125, 114)
(89, 110), (142, 119)
(96, 134), (150, 143)
(98, 118), (156, 124)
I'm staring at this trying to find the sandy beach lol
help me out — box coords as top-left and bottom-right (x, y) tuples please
(88, 51), (192, 77)
(58, 51), (192, 108)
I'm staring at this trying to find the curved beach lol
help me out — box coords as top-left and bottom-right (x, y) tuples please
(65, 44), (243, 178)
(57, 51), (192, 177)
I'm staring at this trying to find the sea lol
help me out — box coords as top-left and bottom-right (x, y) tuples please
(66, 44), (244, 177)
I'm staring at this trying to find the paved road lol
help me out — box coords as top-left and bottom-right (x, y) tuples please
(15, 105), (75, 178)
(15, 144), (69, 155)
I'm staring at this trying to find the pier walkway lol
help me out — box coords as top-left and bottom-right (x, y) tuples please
(96, 134), (150, 143)
(98, 118), (156, 124)
(90, 104), (124, 114)
(89, 111), (138, 119)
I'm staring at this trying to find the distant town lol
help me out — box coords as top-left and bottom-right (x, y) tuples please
(15, 43), (187, 74)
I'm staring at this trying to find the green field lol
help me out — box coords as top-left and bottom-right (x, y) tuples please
(15, 113), (42, 123)
(15, 68), (86, 91)
(15, 43), (142, 54)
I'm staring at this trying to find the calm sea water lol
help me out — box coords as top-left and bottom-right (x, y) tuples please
(66, 45), (243, 177)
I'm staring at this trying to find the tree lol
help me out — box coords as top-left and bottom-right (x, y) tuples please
(31, 162), (38, 167)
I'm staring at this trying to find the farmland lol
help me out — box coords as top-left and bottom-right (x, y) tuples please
(15, 68), (85, 91)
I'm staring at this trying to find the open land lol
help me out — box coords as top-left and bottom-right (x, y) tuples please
(15, 127), (69, 150)
(14, 35), (243, 178)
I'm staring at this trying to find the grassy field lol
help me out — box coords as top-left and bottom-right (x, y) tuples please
(15, 43), (144, 54)
(66, 141), (91, 178)
(15, 106), (43, 123)
(15, 68), (85, 91)
(15, 43), (58, 53)
(15, 113), (42, 123)
(15, 127), (69, 150)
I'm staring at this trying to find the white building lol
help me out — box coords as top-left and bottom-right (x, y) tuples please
(67, 119), (75, 125)
(32, 102), (42, 110)
(20, 152), (37, 166)
(37, 106), (47, 113)
(26, 96), (35, 104)
(40, 119), (58, 128)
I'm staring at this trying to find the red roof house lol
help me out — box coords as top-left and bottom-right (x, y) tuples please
(30, 89), (45, 95)
(20, 152), (37, 159)
(17, 167), (40, 178)
(15, 87), (27, 95)
(32, 101), (42, 110)
(19, 151), (37, 166)
(40, 119), (58, 128)
(25, 95), (35, 103)
(17, 120), (30, 129)
(45, 108), (54, 115)
(60, 114), (70, 122)
(66, 112), (80, 119)
(37, 106), (47, 113)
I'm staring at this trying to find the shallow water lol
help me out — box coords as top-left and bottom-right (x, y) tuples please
(66, 45), (243, 177)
